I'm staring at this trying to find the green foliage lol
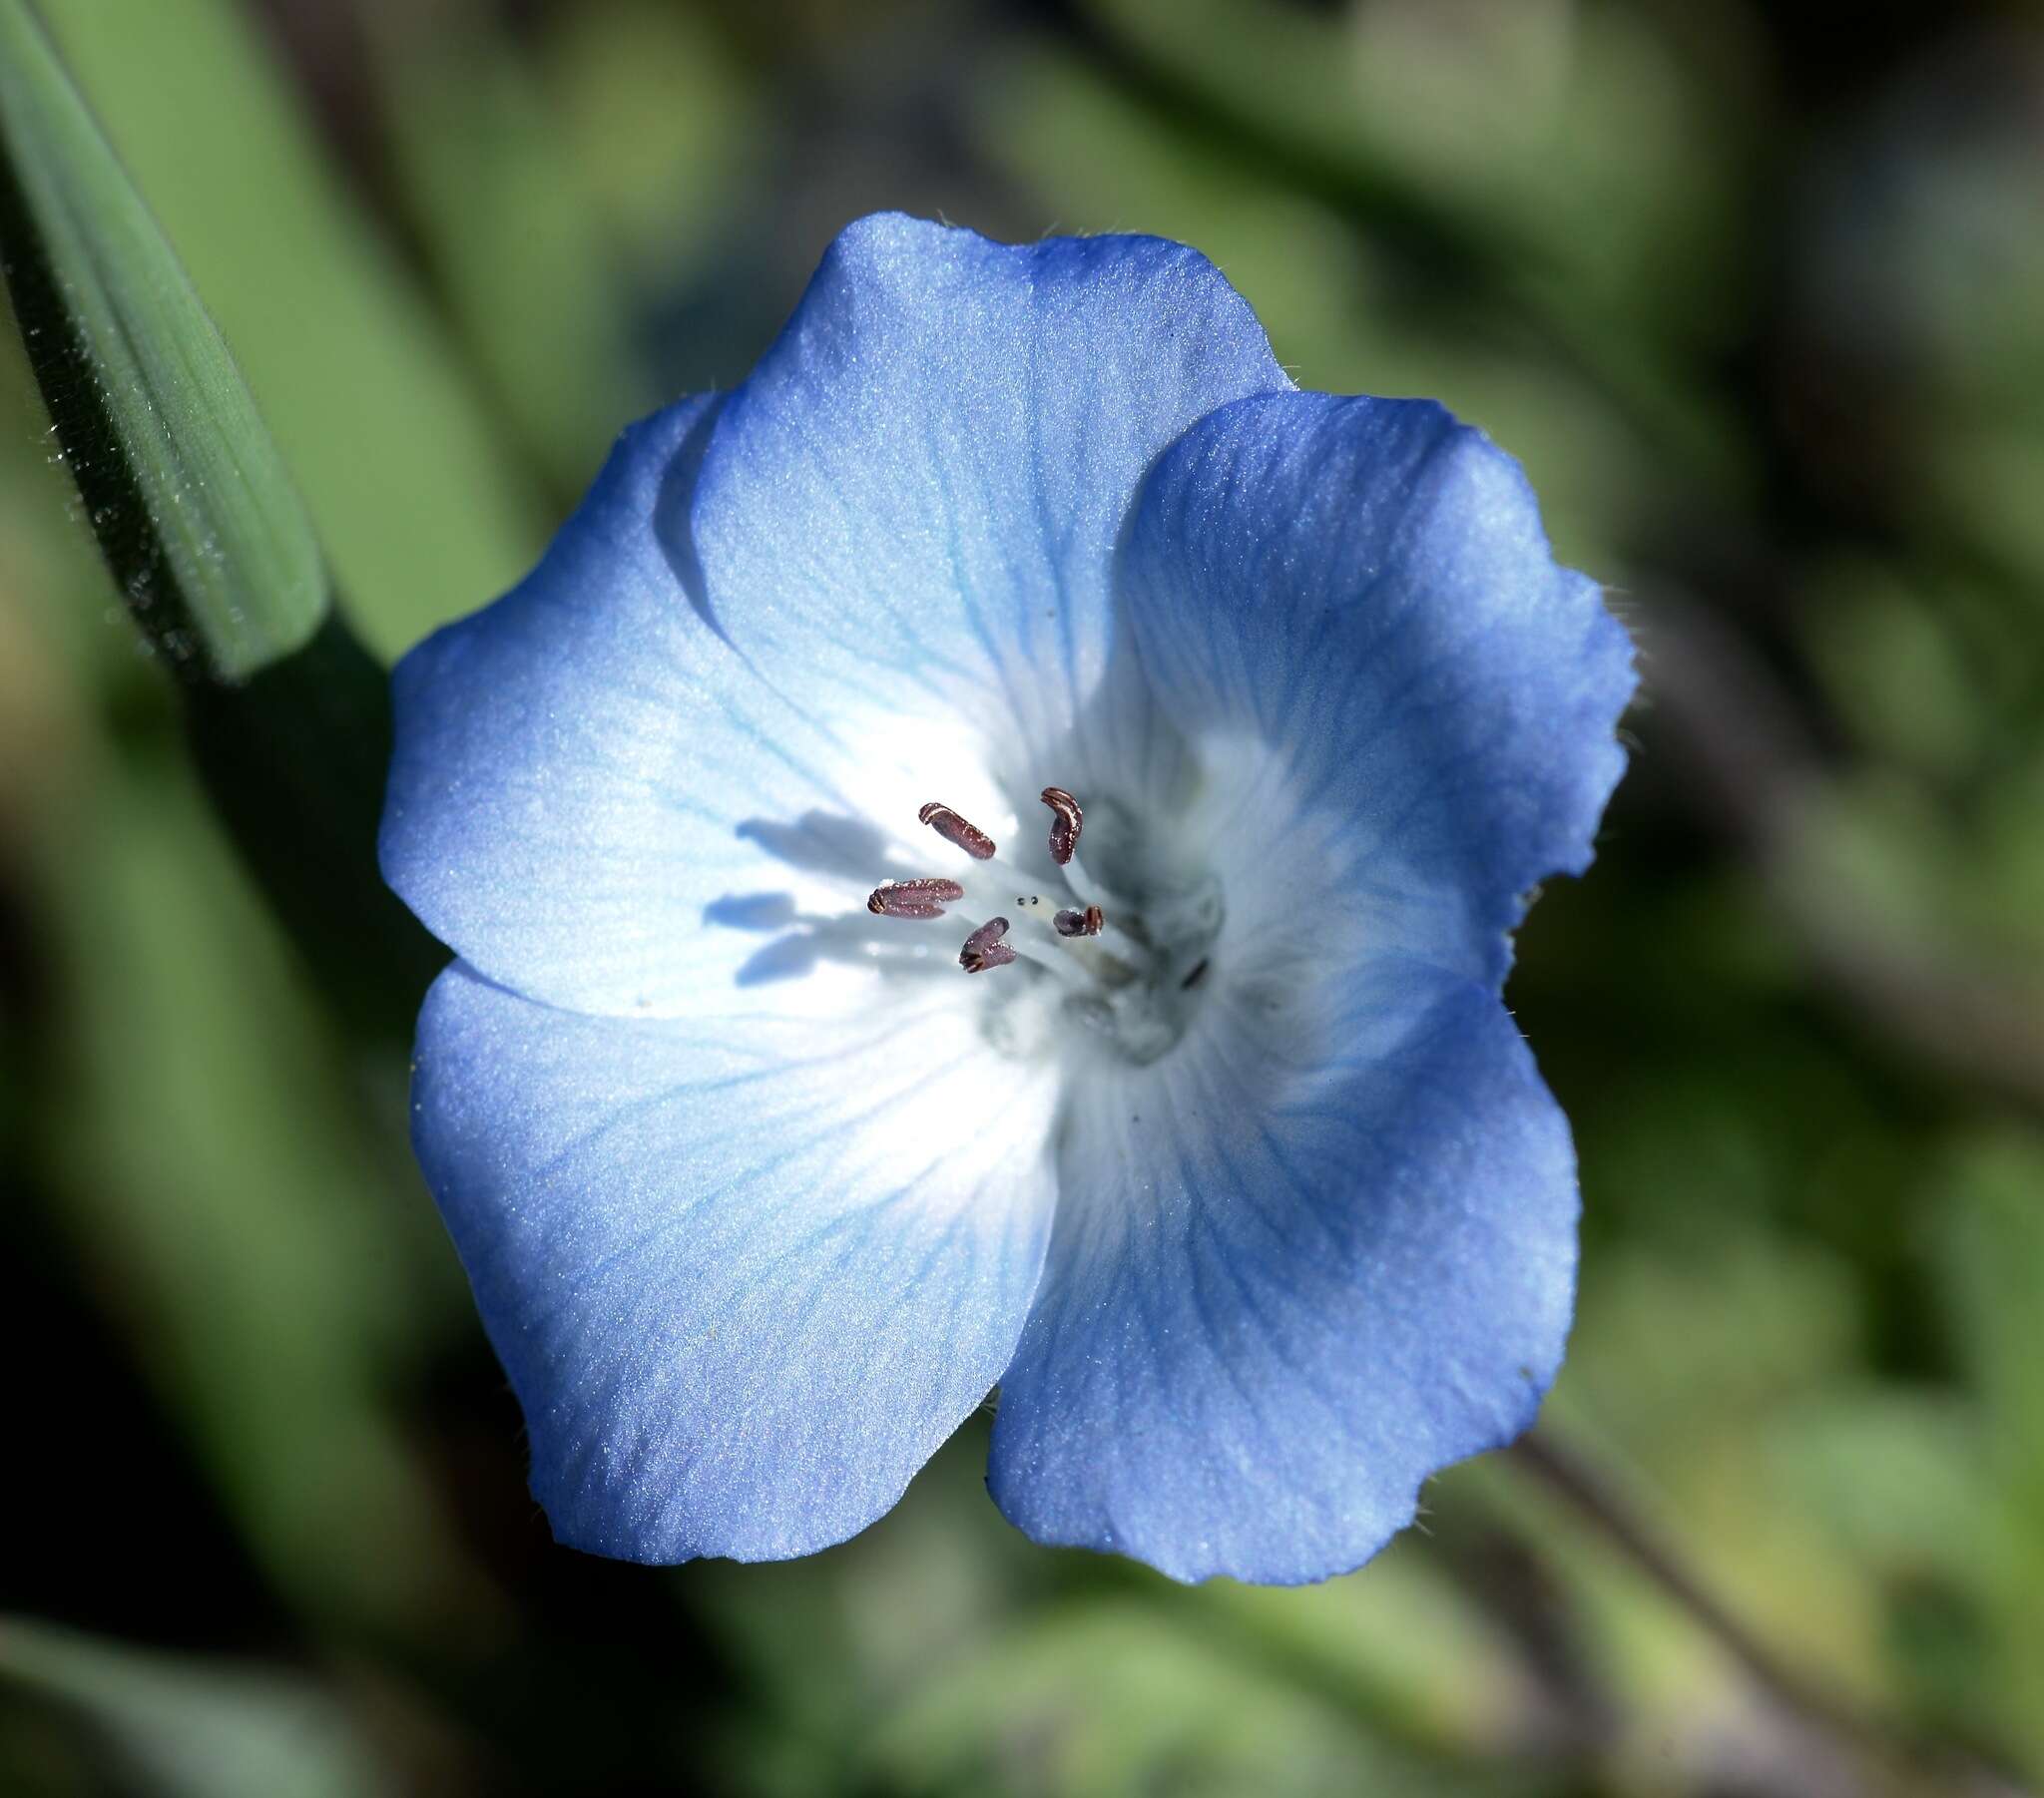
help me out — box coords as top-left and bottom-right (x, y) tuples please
(0, 1620), (392, 1798)
(0, 0), (323, 681)
(29, 0), (544, 655)
(2, 2), (2042, 1795)
(355, 0), (643, 497)
(37, 750), (481, 1635)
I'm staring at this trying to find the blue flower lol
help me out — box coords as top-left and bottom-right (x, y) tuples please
(380, 214), (1634, 1584)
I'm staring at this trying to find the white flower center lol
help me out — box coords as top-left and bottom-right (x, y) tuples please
(859, 783), (1223, 1067)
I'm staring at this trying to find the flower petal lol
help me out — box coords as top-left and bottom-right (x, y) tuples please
(988, 390), (1628, 1582)
(382, 217), (1289, 1018)
(1117, 389), (1635, 980)
(413, 961), (1059, 1564)
(381, 393), (1003, 1017)
(690, 213), (1289, 755)
(987, 968), (1577, 1584)
(382, 395), (763, 1014)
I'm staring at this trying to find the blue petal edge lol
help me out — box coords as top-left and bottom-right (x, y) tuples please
(988, 978), (1579, 1584)
(688, 213), (1292, 757)
(1117, 387), (1636, 986)
(985, 387), (1630, 1583)
(412, 961), (1061, 1564)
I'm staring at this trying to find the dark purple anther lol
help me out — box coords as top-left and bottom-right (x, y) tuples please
(867, 877), (967, 920)
(1053, 904), (1105, 938)
(918, 801), (997, 860)
(1040, 786), (1083, 865)
(959, 916), (1018, 973)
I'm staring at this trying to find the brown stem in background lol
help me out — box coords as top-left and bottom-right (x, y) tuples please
(1513, 1426), (2034, 1798)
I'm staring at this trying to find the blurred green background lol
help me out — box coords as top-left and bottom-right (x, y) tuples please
(3, 0), (2043, 1793)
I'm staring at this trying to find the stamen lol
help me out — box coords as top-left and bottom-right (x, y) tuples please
(1054, 904), (1105, 938)
(918, 801), (996, 861)
(959, 916), (1019, 973)
(1040, 786), (1083, 865)
(867, 877), (966, 920)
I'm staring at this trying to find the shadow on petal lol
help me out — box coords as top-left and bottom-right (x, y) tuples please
(735, 935), (819, 986)
(737, 810), (903, 883)
(652, 396), (731, 646)
(702, 891), (799, 932)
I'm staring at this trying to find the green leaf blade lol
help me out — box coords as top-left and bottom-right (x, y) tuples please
(0, 0), (324, 681)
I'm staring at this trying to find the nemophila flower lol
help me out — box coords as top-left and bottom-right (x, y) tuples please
(380, 214), (1634, 1584)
